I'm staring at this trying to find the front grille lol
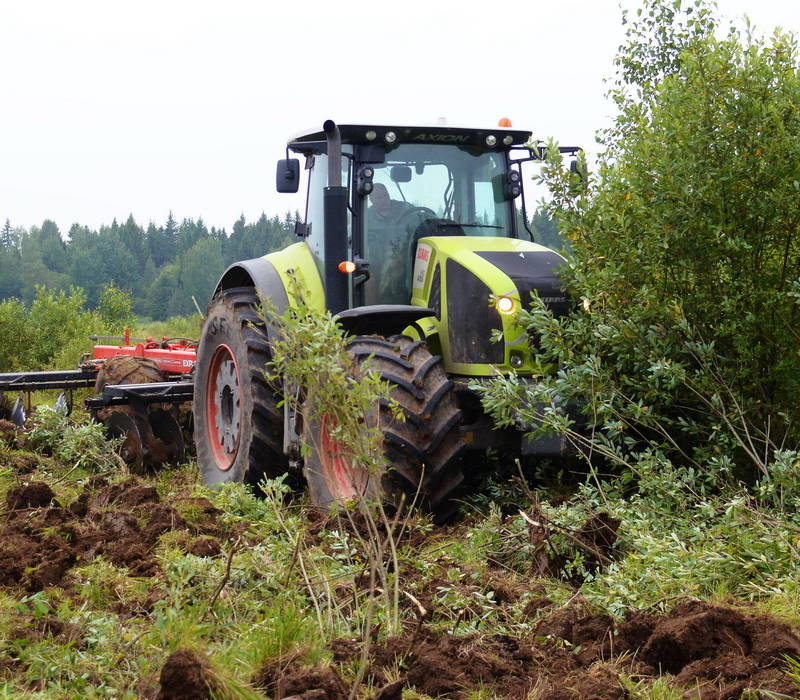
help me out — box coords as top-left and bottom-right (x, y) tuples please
(446, 259), (503, 364)
(515, 278), (572, 318)
(475, 250), (571, 317)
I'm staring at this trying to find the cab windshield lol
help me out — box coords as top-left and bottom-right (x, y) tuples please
(362, 144), (512, 304)
(368, 144), (511, 234)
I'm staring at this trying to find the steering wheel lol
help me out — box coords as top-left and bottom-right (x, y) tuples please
(396, 206), (438, 232)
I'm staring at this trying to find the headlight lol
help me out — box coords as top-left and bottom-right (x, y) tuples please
(496, 296), (516, 314)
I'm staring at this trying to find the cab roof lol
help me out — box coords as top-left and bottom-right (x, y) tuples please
(288, 122), (533, 154)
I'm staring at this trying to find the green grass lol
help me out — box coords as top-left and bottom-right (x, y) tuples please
(133, 315), (203, 342)
(1, 411), (800, 699)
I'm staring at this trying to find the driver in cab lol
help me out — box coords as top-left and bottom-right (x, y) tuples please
(368, 182), (414, 226)
(366, 183), (419, 303)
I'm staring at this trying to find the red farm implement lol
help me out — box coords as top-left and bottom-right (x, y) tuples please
(0, 332), (197, 471)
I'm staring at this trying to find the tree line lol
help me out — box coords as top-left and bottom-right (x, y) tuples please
(0, 213), (297, 320)
(0, 209), (561, 321)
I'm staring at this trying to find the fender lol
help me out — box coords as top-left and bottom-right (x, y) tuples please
(335, 304), (435, 337)
(214, 257), (289, 344)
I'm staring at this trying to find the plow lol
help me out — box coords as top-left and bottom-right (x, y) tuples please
(1, 118), (580, 515)
(0, 333), (196, 471)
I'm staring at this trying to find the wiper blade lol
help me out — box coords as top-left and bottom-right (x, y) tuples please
(441, 223), (503, 229)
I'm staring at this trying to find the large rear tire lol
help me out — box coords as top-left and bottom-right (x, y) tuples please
(303, 335), (465, 517)
(193, 286), (288, 487)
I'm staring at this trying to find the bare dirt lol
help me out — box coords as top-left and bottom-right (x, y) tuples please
(252, 651), (349, 700)
(323, 599), (800, 699)
(0, 418), (18, 444)
(3, 451), (38, 473)
(156, 649), (213, 700)
(0, 476), (224, 591)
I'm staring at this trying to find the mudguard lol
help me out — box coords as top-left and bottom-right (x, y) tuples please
(213, 242), (325, 460)
(335, 305), (434, 336)
(214, 242), (325, 341)
(215, 257), (289, 344)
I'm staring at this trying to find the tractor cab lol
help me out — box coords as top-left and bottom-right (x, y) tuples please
(278, 121), (544, 311)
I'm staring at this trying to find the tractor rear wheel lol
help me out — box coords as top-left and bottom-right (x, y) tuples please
(302, 334), (466, 518)
(193, 286), (288, 487)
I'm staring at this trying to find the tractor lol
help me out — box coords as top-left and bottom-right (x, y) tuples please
(191, 119), (575, 515)
(0, 119), (576, 516)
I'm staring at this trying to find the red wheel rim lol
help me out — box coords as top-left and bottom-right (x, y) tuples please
(320, 415), (368, 501)
(205, 344), (241, 470)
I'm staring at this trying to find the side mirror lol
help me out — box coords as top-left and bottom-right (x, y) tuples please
(276, 158), (300, 193)
(569, 157), (587, 187)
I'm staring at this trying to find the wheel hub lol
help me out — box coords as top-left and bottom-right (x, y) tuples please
(320, 414), (367, 501)
(214, 359), (240, 451)
(206, 345), (241, 469)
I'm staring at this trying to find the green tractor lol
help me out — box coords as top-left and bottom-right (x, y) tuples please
(193, 120), (575, 515)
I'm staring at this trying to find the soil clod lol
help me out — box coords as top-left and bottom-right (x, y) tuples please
(187, 536), (222, 557)
(156, 649), (213, 700)
(254, 654), (348, 700)
(0, 477), (209, 590)
(6, 482), (54, 510)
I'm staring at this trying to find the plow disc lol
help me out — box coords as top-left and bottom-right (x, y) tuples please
(105, 412), (145, 471)
(93, 356), (187, 471)
(0, 392), (26, 427)
(104, 409), (184, 471)
(147, 408), (185, 464)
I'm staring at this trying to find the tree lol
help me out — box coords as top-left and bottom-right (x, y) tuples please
(32, 220), (67, 273)
(1, 219), (14, 249)
(178, 237), (224, 314)
(147, 213), (177, 267)
(488, 0), (800, 476)
(529, 207), (563, 251)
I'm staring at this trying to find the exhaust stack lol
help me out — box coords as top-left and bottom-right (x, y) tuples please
(322, 120), (348, 314)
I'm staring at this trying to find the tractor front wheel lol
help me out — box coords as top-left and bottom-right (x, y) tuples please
(193, 287), (288, 487)
(302, 335), (466, 518)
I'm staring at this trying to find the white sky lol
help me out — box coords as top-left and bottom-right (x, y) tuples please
(1, 0), (798, 235)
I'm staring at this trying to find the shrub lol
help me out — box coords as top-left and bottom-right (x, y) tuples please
(481, 0), (800, 483)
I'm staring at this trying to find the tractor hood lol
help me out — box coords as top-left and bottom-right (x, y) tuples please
(410, 237), (569, 376)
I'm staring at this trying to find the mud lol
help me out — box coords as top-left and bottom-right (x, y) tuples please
(0, 477), (223, 591)
(3, 452), (38, 474)
(5, 482), (54, 510)
(11, 615), (83, 646)
(0, 419), (18, 444)
(187, 536), (222, 557)
(325, 600), (800, 699)
(535, 600), (800, 699)
(574, 511), (621, 573)
(253, 652), (348, 699)
(372, 680), (404, 700)
(156, 649), (213, 700)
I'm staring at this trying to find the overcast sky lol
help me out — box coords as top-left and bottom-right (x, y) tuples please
(1, 0), (798, 235)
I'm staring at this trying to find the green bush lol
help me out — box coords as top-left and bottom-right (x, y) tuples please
(27, 405), (122, 472)
(482, 0), (800, 485)
(0, 283), (195, 374)
(0, 298), (34, 371)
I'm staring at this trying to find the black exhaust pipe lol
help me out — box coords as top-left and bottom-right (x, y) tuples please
(322, 120), (348, 314)
(324, 119), (342, 187)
